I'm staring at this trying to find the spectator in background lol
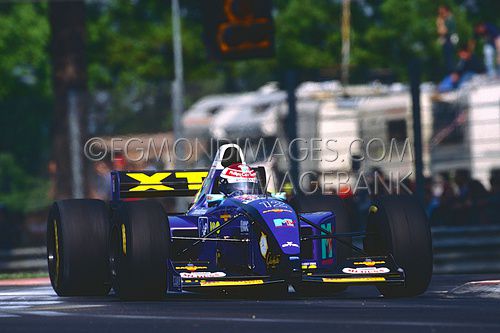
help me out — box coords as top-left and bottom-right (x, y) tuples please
(455, 169), (488, 202)
(490, 169), (500, 195)
(436, 5), (458, 74)
(438, 44), (484, 92)
(430, 172), (456, 225)
(424, 177), (440, 218)
(453, 169), (489, 224)
(475, 22), (500, 78)
(487, 169), (500, 224)
(112, 152), (127, 171)
(90, 161), (111, 200)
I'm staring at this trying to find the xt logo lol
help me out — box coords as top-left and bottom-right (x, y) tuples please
(175, 171), (207, 190)
(126, 173), (172, 191)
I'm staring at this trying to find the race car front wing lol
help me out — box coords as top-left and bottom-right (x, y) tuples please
(301, 255), (405, 286)
(167, 255), (404, 293)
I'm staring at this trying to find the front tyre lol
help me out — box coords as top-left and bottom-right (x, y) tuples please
(364, 196), (433, 297)
(47, 199), (110, 296)
(110, 200), (169, 300)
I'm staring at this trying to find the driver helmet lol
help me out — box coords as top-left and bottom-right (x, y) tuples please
(218, 163), (260, 196)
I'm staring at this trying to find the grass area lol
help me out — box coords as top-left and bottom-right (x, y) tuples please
(0, 272), (48, 280)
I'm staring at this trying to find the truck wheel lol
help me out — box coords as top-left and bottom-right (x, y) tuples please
(364, 196), (433, 297)
(47, 199), (110, 296)
(110, 200), (169, 300)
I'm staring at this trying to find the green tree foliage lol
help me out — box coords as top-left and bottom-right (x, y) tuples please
(0, 153), (51, 213)
(85, 0), (226, 133)
(457, 0), (500, 26)
(352, 0), (471, 81)
(0, 3), (51, 175)
(0, 0), (499, 205)
(275, 0), (341, 69)
(226, 0), (342, 89)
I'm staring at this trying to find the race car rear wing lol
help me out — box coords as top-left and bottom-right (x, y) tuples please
(111, 170), (209, 201)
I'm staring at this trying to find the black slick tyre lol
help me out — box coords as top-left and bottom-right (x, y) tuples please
(110, 200), (169, 300)
(364, 195), (433, 297)
(47, 199), (110, 296)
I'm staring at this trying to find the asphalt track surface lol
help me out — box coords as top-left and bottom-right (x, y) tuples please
(0, 274), (499, 333)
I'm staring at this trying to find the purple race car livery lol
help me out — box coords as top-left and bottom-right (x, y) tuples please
(47, 144), (433, 300)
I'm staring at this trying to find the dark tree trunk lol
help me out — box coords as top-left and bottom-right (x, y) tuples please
(49, 1), (88, 199)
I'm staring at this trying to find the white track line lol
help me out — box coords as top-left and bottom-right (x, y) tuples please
(22, 311), (68, 317)
(0, 312), (20, 318)
(0, 287), (54, 297)
(64, 313), (500, 328)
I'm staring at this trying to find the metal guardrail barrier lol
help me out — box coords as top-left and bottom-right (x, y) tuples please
(432, 225), (500, 274)
(0, 247), (46, 273)
(0, 226), (499, 274)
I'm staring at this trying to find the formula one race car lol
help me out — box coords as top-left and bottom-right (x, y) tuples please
(47, 144), (433, 300)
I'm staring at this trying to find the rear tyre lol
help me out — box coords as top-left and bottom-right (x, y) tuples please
(110, 200), (169, 300)
(47, 199), (110, 296)
(294, 196), (352, 296)
(364, 196), (433, 298)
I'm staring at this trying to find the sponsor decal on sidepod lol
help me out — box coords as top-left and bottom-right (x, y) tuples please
(273, 218), (295, 227)
(263, 208), (294, 214)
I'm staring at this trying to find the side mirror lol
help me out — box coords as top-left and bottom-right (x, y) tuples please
(207, 194), (225, 207)
(271, 192), (287, 201)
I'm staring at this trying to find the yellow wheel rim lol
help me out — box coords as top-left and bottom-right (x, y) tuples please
(53, 219), (60, 287)
(121, 224), (127, 255)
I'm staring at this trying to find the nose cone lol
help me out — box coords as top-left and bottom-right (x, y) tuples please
(246, 198), (301, 255)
